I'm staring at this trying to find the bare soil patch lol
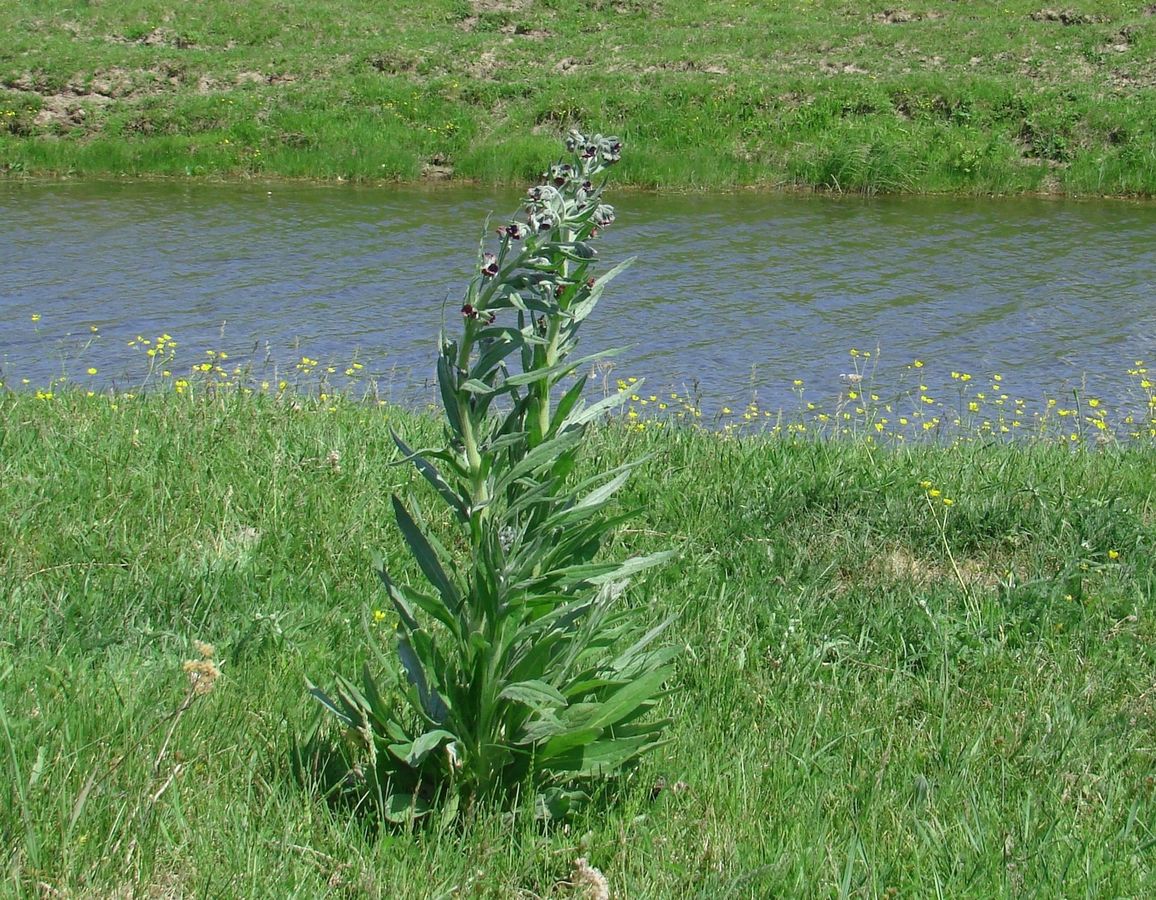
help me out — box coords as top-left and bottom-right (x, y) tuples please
(1029, 9), (1108, 25)
(872, 9), (946, 24)
(3, 66), (185, 130)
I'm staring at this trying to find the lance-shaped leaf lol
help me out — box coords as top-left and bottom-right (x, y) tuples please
(608, 618), (676, 674)
(306, 682), (353, 728)
(436, 351), (464, 437)
(379, 565), (460, 637)
(391, 430), (469, 523)
(539, 240), (598, 261)
(586, 550), (675, 585)
(570, 257), (635, 323)
(536, 725), (604, 762)
(542, 734), (658, 779)
(499, 679), (569, 710)
(360, 663), (410, 742)
(570, 467), (633, 512)
(470, 329), (525, 379)
(587, 667), (670, 729)
(549, 375), (588, 438)
(397, 632), (450, 725)
(500, 346), (627, 390)
(537, 550), (674, 592)
(392, 495), (462, 614)
(491, 428), (584, 497)
(388, 728), (457, 768)
(382, 791), (436, 824)
(460, 378), (495, 395)
(561, 383), (639, 429)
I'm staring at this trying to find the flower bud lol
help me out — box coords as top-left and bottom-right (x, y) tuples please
(592, 204), (616, 227)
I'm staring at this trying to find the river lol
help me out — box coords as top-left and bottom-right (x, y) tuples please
(2, 180), (1155, 425)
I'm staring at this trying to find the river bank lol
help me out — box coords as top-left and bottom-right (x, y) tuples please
(2, 1), (1155, 195)
(3, 389), (1155, 894)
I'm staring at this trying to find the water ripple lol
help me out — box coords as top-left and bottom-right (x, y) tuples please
(2, 181), (1154, 412)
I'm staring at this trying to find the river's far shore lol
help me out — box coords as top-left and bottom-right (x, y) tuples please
(8, 167), (1156, 203)
(2, 0), (1155, 196)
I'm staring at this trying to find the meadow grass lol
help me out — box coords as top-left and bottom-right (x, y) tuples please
(2, 0), (1156, 194)
(3, 383), (1156, 897)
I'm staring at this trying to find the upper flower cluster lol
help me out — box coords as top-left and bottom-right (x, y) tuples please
(565, 130), (622, 165)
(472, 130), (623, 295)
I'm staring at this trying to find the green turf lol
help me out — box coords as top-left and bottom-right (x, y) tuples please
(2, 0), (1156, 194)
(3, 385), (1155, 896)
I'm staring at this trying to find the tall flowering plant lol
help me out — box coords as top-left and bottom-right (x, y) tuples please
(306, 132), (675, 821)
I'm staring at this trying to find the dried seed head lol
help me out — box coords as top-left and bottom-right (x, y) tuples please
(570, 858), (609, 900)
(183, 658), (220, 695)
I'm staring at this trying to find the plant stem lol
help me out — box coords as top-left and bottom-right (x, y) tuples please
(534, 225), (572, 443)
(454, 320), (489, 514)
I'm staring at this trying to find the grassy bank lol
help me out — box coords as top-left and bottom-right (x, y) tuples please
(2, 1), (1156, 194)
(3, 389), (1156, 895)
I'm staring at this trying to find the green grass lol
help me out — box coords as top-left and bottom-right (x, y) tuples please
(4, 388), (1156, 896)
(2, 0), (1156, 194)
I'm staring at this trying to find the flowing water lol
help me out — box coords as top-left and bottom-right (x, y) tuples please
(3, 180), (1155, 421)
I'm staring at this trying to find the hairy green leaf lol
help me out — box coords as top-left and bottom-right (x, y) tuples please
(499, 680), (569, 710)
(391, 495), (462, 614)
(391, 431), (470, 523)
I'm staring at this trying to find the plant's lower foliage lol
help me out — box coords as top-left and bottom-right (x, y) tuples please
(304, 131), (675, 822)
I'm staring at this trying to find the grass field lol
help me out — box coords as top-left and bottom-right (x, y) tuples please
(3, 0), (1156, 194)
(5, 14), (1156, 889)
(3, 388), (1156, 896)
